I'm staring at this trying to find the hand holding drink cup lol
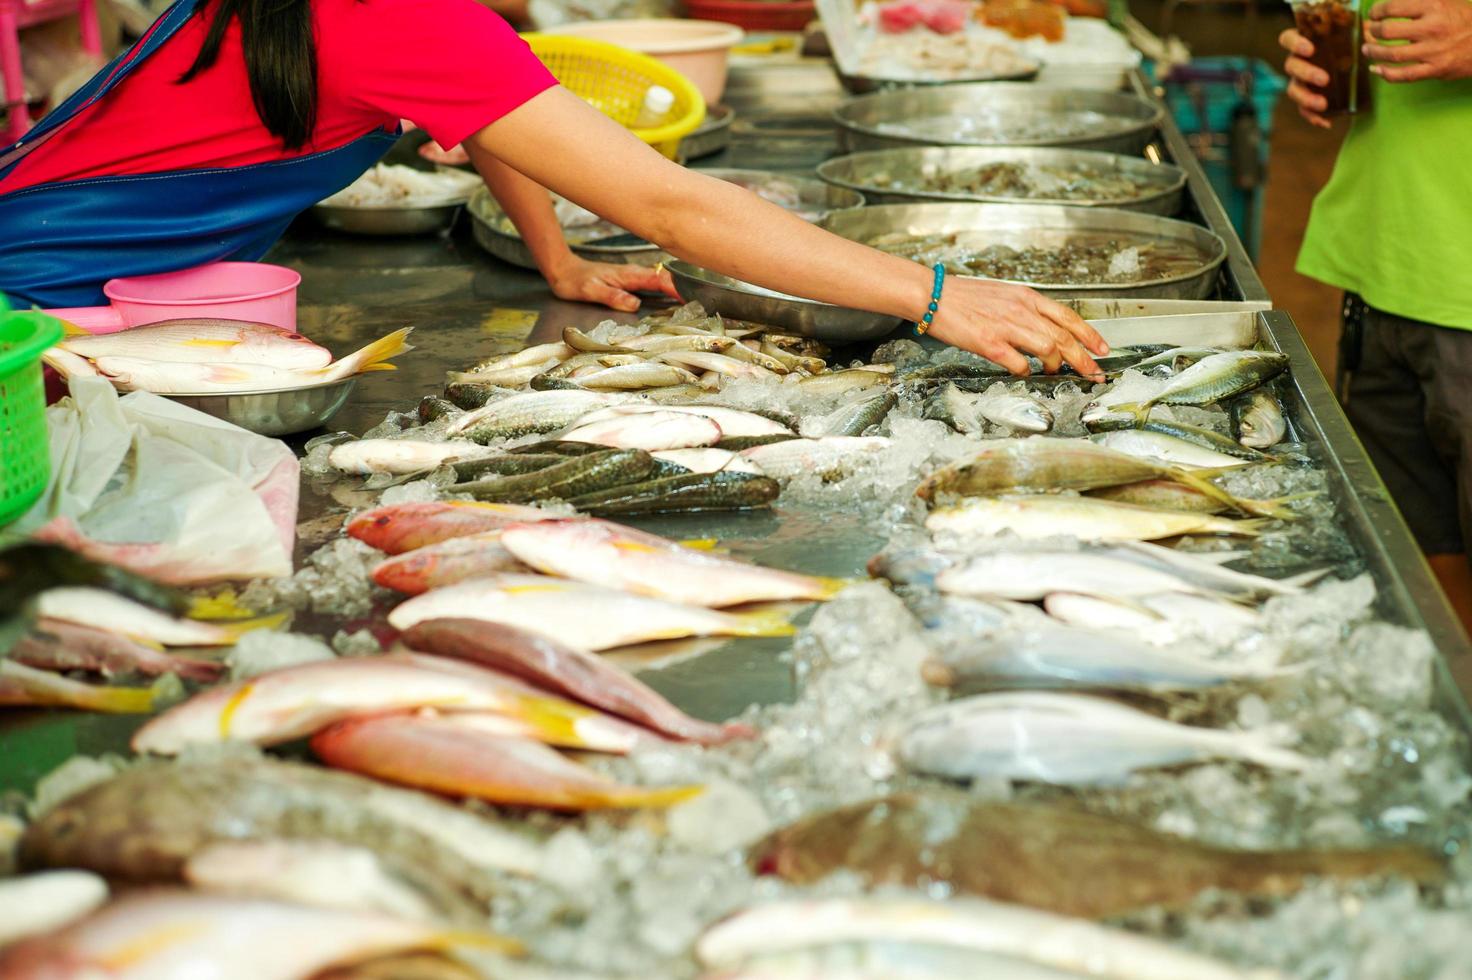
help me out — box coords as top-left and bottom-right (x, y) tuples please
(1280, 0), (1365, 127)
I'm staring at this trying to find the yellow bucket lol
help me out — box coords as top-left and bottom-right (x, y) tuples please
(523, 34), (707, 160)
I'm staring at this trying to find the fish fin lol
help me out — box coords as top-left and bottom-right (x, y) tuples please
(58, 319), (92, 337)
(723, 607), (796, 638)
(357, 362), (399, 373)
(512, 696), (608, 750)
(423, 929), (525, 957)
(677, 537), (721, 551)
(214, 613), (290, 641)
(187, 592), (288, 639)
(1111, 401), (1153, 424)
(182, 338), (239, 349)
(43, 346), (101, 378)
(612, 540), (664, 555)
(323, 327), (416, 381)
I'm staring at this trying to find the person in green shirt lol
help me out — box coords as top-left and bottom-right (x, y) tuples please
(1280, 0), (1472, 593)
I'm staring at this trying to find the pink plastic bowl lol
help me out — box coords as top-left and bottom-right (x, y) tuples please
(44, 262), (302, 335)
(542, 19), (746, 105)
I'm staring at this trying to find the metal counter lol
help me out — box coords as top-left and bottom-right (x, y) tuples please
(2, 57), (1468, 795)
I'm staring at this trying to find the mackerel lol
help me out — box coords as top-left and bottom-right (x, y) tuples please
(446, 390), (614, 443)
(567, 472), (781, 515)
(453, 449), (655, 503)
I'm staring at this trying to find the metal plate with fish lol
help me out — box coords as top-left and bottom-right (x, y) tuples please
(835, 60), (1041, 95)
(667, 260), (904, 342)
(833, 84), (1163, 155)
(467, 188), (665, 270)
(311, 203), (463, 236)
(165, 377), (357, 436)
(679, 104), (736, 162)
(820, 203), (1228, 299)
(817, 146), (1188, 216)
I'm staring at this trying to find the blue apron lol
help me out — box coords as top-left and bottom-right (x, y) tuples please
(0, 0), (398, 309)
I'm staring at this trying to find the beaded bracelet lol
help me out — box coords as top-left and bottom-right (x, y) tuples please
(914, 263), (945, 336)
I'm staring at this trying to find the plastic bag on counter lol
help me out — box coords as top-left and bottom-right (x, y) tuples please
(14, 376), (298, 585)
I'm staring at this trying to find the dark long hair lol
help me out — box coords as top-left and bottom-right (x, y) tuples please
(178, 0), (318, 150)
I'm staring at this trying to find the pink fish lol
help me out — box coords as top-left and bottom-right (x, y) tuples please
(0, 660), (155, 714)
(348, 501), (555, 555)
(130, 653), (654, 756)
(0, 889), (515, 979)
(12, 618), (224, 682)
(498, 517), (847, 607)
(312, 712), (703, 811)
(401, 618), (753, 745)
(370, 532), (527, 595)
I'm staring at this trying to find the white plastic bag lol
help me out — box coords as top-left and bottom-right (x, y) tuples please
(16, 376), (298, 584)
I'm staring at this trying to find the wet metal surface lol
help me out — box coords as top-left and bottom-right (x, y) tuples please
(2, 63), (1467, 797)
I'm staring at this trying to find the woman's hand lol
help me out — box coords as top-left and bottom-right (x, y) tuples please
(1364, 0), (1472, 82)
(1280, 28), (1334, 128)
(928, 278), (1108, 379)
(545, 256), (678, 312)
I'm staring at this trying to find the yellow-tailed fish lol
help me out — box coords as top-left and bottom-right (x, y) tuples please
(499, 517), (847, 607)
(385, 573), (795, 650)
(58, 318), (333, 369)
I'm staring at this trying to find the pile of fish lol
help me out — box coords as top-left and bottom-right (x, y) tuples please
(0, 584), (253, 714)
(7, 316), (1471, 979)
(43, 318), (414, 394)
(869, 158), (1172, 204)
(318, 162), (482, 208)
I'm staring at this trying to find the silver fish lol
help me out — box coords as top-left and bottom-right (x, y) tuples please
(1235, 390), (1288, 448)
(576, 363), (700, 390)
(934, 551), (1210, 602)
(1089, 430), (1253, 470)
(924, 495), (1267, 542)
(697, 897), (1266, 980)
(446, 390), (616, 443)
(327, 439), (499, 475)
(740, 437), (890, 481)
(899, 691), (1310, 786)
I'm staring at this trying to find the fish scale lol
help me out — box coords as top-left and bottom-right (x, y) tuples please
(452, 449), (655, 503)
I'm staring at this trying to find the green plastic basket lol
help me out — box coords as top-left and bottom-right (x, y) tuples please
(0, 294), (63, 528)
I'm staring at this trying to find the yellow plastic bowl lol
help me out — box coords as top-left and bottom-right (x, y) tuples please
(523, 33), (708, 160)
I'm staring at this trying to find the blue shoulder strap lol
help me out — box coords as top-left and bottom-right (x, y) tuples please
(0, 0), (201, 176)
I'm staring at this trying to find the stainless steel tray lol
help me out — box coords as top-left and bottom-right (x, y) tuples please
(833, 83), (1163, 155)
(693, 168), (866, 217)
(680, 104), (736, 161)
(835, 61), (1040, 95)
(817, 146), (1187, 216)
(166, 378), (357, 437)
(467, 187), (666, 270)
(667, 259), (903, 342)
(820, 202), (1228, 300)
(312, 202), (463, 236)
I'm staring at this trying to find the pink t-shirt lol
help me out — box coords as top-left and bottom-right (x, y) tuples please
(0, 0), (556, 194)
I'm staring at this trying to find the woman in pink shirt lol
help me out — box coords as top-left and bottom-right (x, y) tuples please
(0, 0), (1107, 376)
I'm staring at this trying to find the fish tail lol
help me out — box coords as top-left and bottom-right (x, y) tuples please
(723, 607), (797, 638)
(592, 782), (705, 809)
(1221, 517), (1272, 537)
(78, 682), (157, 714)
(511, 696), (607, 750)
(214, 613), (290, 642)
(324, 327), (416, 381)
(1234, 493), (1317, 521)
(1230, 729), (1312, 772)
(424, 929), (525, 957)
(1111, 400), (1152, 424)
(809, 576), (855, 600)
(42, 346), (101, 379)
(1166, 468), (1241, 510)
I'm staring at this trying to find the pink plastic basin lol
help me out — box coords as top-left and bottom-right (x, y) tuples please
(542, 19), (746, 105)
(43, 262), (302, 334)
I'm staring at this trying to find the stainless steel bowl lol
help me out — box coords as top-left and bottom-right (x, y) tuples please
(166, 378), (357, 436)
(467, 188), (666, 270)
(819, 202), (1227, 300)
(693, 168), (866, 217)
(833, 84), (1163, 155)
(312, 203), (463, 236)
(817, 146), (1187, 216)
(835, 60), (1040, 95)
(668, 260), (903, 342)
(680, 104), (736, 162)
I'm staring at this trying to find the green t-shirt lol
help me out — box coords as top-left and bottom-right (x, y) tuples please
(1297, 67), (1472, 329)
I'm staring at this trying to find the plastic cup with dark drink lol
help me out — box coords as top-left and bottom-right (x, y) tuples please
(1291, 0), (1365, 115)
